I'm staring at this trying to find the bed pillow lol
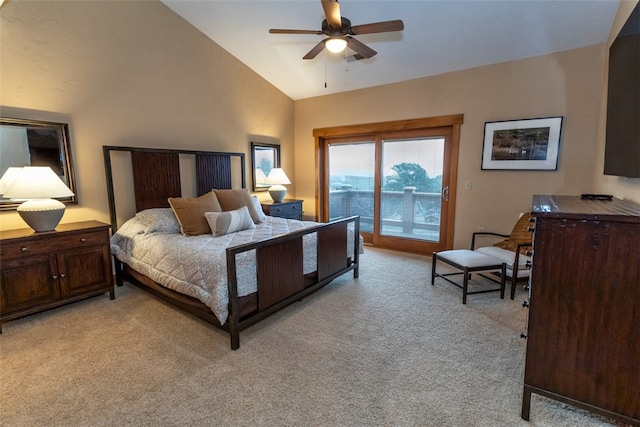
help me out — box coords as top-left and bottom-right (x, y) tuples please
(204, 206), (256, 237)
(135, 208), (181, 234)
(213, 189), (264, 224)
(168, 191), (222, 236)
(251, 195), (267, 222)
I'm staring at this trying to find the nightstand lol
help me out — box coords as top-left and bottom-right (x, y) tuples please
(0, 220), (114, 332)
(260, 199), (303, 220)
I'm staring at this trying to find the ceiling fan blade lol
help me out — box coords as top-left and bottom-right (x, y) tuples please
(348, 20), (404, 35)
(346, 54), (366, 63)
(321, 0), (342, 29)
(269, 29), (323, 35)
(303, 40), (326, 60)
(346, 36), (376, 59)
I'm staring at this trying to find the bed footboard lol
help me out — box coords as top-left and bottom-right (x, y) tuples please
(226, 215), (360, 350)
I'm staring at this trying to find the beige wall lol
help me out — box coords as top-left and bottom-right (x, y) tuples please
(0, 0), (294, 230)
(593, 0), (640, 202)
(295, 45), (609, 248)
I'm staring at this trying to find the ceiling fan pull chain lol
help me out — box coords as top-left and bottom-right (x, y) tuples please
(324, 56), (327, 88)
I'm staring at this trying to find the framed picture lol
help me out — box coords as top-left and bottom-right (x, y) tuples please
(251, 142), (280, 191)
(481, 117), (563, 170)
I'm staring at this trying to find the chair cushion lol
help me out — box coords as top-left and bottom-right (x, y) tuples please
(437, 249), (504, 269)
(475, 246), (531, 278)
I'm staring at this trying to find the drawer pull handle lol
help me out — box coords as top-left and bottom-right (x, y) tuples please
(21, 247), (28, 252)
(80, 238), (87, 242)
(60, 273), (66, 278)
(52, 275), (58, 280)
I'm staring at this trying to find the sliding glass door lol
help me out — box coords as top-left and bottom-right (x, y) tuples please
(319, 118), (460, 254)
(327, 140), (375, 234)
(380, 136), (445, 242)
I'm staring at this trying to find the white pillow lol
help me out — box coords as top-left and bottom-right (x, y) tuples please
(204, 206), (256, 237)
(251, 195), (267, 222)
(135, 208), (181, 234)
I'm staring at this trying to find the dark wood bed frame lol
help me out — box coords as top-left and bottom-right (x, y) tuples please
(103, 145), (360, 350)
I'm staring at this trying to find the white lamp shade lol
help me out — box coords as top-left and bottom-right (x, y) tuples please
(325, 37), (348, 53)
(0, 167), (23, 196)
(265, 168), (291, 185)
(3, 166), (74, 199)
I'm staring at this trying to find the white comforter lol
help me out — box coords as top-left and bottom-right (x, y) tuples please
(111, 216), (358, 324)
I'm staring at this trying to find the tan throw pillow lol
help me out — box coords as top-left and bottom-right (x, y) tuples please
(168, 191), (222, 236)
(213, 189), (264, 224)
(204, 206), (255, 237)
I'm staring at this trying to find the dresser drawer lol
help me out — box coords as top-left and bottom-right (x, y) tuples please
(261, 199), (303, 220)
(0, 230), (108, 260)
(269, 204), (299, 217)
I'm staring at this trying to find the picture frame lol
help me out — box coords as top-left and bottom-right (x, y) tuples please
(251, 142), (280, 191)
(0, 117), (78, 210)
(481, 116), (563, 170)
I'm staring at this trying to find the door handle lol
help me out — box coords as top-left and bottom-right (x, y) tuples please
(442, 186), (449, 202)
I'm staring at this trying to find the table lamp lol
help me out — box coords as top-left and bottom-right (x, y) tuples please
(265, 168), (291, 203)
(3, 166), (75, 232)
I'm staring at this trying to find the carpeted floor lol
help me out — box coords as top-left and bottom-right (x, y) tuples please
(0, 247), (623, 426)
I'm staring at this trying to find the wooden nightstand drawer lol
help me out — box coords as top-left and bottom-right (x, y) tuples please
(261, 199), (303, 220)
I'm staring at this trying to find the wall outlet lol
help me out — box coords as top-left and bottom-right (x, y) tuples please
(464, 180), (472, 190)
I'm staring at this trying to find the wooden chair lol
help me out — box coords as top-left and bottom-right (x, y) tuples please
(471, 213), (533, 299)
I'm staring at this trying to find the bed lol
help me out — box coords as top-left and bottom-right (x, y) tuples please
(103, 145), (361, 350)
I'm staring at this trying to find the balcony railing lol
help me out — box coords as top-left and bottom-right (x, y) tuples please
(329, 186), (441, 240)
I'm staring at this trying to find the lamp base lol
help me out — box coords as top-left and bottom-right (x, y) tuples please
(268, 185), (287, 203)
(17, 199), (66, 232)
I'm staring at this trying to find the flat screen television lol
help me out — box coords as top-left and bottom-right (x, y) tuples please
(604, 2), (640, 178)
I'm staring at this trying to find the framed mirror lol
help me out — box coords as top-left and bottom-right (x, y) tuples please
(0, 117), (78, 210)
(251, 142), (280, 192)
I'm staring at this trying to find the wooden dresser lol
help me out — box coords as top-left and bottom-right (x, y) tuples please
(0, 221), (114, 332)
(522, 195), (640, 425)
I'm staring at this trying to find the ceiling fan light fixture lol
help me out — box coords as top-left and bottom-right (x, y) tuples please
(325, 37), (348, 53)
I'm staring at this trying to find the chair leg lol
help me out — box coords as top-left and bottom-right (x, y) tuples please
(500, 263), (506, 299)
(462, 266), (469, 304)
(431, 252), (437, 286)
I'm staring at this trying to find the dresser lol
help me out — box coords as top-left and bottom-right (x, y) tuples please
(522, 195), (640, 425)
(0, 221), (114, 332)
(261, 199), (303, 220)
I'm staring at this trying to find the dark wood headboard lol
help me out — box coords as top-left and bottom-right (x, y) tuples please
(103, 145), (245, 233)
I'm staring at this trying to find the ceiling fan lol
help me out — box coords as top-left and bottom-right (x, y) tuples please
(269, 0), (404, 61)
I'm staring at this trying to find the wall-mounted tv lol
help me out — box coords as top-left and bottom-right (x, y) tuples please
(604, 2), (640, 178)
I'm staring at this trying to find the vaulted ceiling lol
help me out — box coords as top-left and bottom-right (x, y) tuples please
(162, 0), (620, 100)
